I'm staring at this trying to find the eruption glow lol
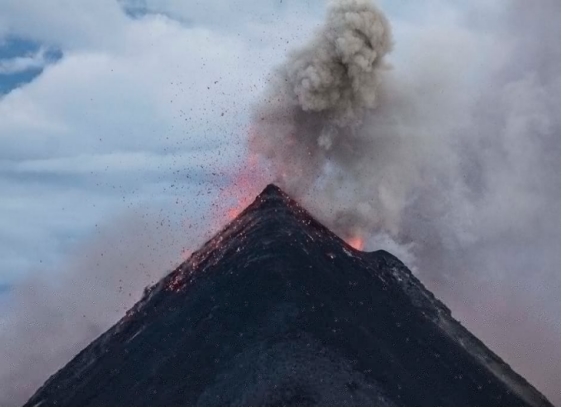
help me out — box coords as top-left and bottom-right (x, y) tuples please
(347, 236), (365, 251)
(224, 155), (265, 220)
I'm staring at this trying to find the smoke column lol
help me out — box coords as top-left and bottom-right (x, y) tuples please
(250, 0), (396, 242)
(250, 0), (560, 403)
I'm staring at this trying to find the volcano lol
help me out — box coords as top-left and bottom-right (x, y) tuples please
(25, 185), (550, 406)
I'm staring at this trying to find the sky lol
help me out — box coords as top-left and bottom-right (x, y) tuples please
(0, 0), (559, 405)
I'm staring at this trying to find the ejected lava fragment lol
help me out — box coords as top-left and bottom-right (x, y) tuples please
(25, 185), (551, 407)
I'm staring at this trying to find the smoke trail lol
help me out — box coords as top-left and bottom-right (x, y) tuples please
(250, 0), (560, 402)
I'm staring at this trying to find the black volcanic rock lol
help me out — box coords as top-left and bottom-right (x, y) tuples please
(26, 185), (550, 406)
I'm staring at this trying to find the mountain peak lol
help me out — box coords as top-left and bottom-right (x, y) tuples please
(25, 185), (551, 406)
(259, 183), (285, 197)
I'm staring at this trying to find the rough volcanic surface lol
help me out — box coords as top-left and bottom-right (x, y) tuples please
(26, 185), (550, 406)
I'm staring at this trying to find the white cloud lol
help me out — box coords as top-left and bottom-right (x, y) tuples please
(0, 47), (50, 74)
(0, 0), (321, 290)
(0, 0), (128, 50)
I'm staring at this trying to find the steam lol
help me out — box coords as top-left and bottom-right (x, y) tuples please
(251, 0), (560, 403)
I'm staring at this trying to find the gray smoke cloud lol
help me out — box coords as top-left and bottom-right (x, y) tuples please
(250, 0), (393, 205)
(250, 0), (560, 403)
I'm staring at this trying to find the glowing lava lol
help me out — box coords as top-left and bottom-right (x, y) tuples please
(347, 236), (365, 251)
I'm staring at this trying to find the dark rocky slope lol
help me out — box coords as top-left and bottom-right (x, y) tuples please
(26, 185), (551, 406)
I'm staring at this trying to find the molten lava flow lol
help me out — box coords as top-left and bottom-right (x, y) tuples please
(347, 236), (365, 251)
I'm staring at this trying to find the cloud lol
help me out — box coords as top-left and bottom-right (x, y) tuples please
(0, 0), (128, 51)
(0, 0), (317, 290)
(0, 47), (51, 74)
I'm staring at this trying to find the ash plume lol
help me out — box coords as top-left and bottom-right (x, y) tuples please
(250, 0), (560, 403)
(250, 0), (393, 212)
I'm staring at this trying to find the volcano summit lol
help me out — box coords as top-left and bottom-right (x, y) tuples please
(25, 185), (550, 406)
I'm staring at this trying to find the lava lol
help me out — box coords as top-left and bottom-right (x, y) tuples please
(347, 236), (365, 251)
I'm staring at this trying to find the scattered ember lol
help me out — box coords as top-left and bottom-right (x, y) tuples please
(216, 147), (269, 223)
(229, 157), (259, 217)
(166, 273), (186, 292)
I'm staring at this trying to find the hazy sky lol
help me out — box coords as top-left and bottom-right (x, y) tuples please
(0, 0), (505, 287)
(0, 0), (559, 405)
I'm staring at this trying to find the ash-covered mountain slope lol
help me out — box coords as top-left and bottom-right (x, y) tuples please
(26, 185), (550, 406)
